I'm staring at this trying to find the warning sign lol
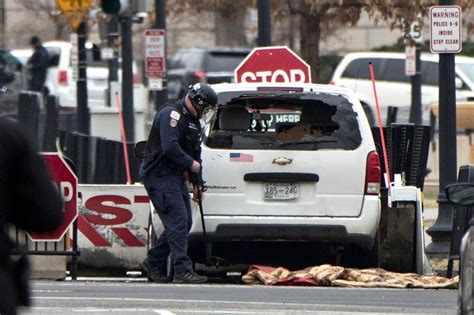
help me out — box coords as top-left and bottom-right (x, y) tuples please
(429, 5), (462, 53)
(55, 0), (91, 30)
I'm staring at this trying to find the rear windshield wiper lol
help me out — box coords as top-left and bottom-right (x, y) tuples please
(279, 139), (337, 147)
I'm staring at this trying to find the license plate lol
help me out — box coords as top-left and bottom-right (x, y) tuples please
(263, 183), (299, 200)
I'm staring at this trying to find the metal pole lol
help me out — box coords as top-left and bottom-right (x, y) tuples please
(257, 0), (271, 46)
(77, 22), (90, 135)
(154, 0), (167, 111)
(0, 0), (5, 48)
(409, 43), (422, 125)
(425, 0), (457, 255)
(107, 16), (119, 107)
(120, 15), (134, 142)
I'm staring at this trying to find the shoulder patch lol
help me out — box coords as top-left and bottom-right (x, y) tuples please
(170, 110), (181, 121)
(170, 119), (178, 127)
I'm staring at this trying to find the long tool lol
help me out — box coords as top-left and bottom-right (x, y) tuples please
(114, 92), (132, 184)
(195, 187), (230, 268)
(369, 62), (391, 188)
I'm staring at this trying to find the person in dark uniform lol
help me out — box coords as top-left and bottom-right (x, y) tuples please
(0, 118), (64, 315)
(26, 36), (49, 92)
(140, 83), (217, 284)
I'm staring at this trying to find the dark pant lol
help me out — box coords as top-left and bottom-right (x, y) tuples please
(142, 175), (193, 274)
(0, 268), (18, 315)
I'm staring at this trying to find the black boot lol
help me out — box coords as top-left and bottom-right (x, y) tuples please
(141, 257), (169, 283)
(173, 271), (208, 284)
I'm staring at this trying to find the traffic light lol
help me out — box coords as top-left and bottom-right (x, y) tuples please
(101, 0), (129, 15)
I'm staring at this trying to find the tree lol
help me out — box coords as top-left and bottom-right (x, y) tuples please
(286, 1), (365, 82)
(168, 0), (252, 47)
(16, 0), (70, 40)
(168, 0), (474, 82)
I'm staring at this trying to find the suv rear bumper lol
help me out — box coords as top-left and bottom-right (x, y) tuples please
(189, 224), (374, 248)
(187, 196), (380, 249)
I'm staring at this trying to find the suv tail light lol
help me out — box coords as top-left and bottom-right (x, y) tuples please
(133, 73), (140, 84)
(365, 151), (381, 195)
(194, 69), (207, 83)
(58, 70), (68, 86)
(328, 80), (335, 85)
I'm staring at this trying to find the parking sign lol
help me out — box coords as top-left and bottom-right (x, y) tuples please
(144, 29), (166, 78)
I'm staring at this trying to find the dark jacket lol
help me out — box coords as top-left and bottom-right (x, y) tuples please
(140, 99), (203, 185)
(28, 45), (49, 92)
(0, 118), (63, 313)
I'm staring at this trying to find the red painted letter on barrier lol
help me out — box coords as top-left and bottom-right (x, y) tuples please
(84, 195), (133, 226)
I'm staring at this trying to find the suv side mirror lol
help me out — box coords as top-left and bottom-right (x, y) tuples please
(455, 77), (463, 89)
(446, 183), (474, 206)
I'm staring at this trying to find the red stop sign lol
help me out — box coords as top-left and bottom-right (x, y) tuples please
(27, 153), (78, 242)
(234, 46), (311, 83)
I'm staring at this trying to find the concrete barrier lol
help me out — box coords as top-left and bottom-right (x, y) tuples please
(425, 133), (473, 193)
(77, 184), (150, 269)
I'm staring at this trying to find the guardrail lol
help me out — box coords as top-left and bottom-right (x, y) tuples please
(7, 222), (80, 280)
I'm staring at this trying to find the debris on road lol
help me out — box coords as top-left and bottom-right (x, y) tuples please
(242, 264), (458, 289)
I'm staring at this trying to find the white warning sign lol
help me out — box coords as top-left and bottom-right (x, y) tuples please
(430, 5), (462, 53)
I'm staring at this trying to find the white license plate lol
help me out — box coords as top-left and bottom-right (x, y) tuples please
(263, 183), (299, 200)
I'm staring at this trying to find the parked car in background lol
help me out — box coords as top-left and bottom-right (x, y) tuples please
(10, 48), (32, 66)
(0, 49), (25, 118)
(330, 52), (474, 126)
(43, 41), (140, 108)
(167, 47), (251, 100)
(456, 55), (474, 87)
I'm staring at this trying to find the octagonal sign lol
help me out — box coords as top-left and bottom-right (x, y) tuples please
(27, 153), (78, 242)
(234, 46), (311, 84)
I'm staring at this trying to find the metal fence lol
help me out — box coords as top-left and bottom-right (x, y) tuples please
(7, 221), (80, 280)
(58, 130), (141, 184)
(372, 124), (431, 190)
(17, 91), (141, 184)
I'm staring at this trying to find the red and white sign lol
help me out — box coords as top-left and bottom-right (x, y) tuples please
(430, 5), (462, 53)
(144, 29), (166, 78)
(235, 46), (311, 84)
(405, 46), (416, 76)
(27, 153), (78, 242)
(77, 185), (150, 268)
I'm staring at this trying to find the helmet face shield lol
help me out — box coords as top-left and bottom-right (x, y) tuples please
(188, 83), (218, 116)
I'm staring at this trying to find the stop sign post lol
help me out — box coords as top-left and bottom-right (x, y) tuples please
(234, 46), (311, 84)
(27, 153), (78, 242)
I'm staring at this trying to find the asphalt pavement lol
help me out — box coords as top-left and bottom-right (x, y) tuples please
(24, 280), (457, 315)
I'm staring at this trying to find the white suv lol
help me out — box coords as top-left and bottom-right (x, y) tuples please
(152, 82), (381, 269)
(43, 41), (139, 108)
(330, 52), (474, 126)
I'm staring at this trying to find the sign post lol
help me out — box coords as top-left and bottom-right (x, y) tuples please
(144, 29), (166, 91)
(426, 3), (461, 255)
(27, 153), (78, 242)
(234, 46), (311, 84)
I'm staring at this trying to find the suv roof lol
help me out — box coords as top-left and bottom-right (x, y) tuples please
(175, 47), (252, 54)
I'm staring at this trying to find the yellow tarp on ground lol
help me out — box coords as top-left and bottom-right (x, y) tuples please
(242, 264), (458, 289)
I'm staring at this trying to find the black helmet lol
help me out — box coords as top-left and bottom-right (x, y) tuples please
(188, 83), (217, 114)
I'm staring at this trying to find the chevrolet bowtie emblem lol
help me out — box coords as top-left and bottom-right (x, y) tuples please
(272, 157), (293, 165)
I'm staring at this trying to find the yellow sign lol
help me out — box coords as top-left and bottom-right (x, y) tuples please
(55, 0), (92, 30)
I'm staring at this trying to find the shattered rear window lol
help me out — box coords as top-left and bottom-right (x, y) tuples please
(205, 91), (362, 151)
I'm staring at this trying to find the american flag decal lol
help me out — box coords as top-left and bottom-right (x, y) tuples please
(230, 152), (253, 162)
